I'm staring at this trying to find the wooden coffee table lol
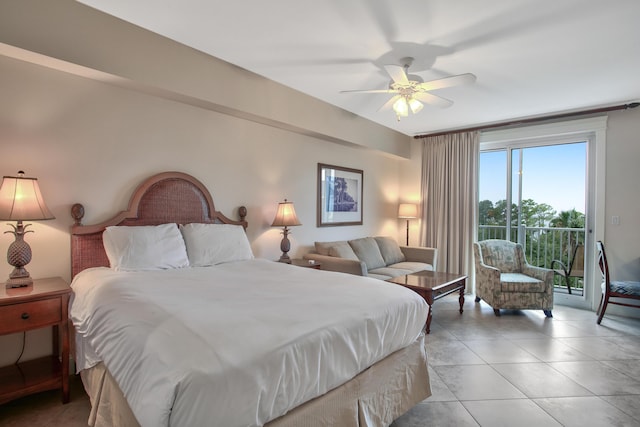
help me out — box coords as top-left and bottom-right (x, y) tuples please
(387, 271), (467, 333)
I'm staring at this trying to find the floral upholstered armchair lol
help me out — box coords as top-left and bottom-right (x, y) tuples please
(474, 239), (554, 317)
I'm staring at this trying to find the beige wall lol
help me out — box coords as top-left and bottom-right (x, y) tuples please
(590, 108), (640, 318)
(0, 53), (405, 268)
(0, 1), (412, 366)
(601, 109), (640, 316)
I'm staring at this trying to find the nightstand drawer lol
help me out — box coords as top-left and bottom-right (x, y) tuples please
(0, 298), (62, 335)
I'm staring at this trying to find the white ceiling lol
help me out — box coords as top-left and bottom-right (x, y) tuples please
(78, 0), (640, 137)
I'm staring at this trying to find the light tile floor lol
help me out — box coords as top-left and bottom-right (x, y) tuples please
(1, 295), (639, 426)
(392, 295), (640, 427)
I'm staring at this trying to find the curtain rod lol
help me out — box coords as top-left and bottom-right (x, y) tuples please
(414, 102), (640, 139)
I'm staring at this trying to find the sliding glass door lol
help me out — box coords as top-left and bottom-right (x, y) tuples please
(479, 141), (588, 304)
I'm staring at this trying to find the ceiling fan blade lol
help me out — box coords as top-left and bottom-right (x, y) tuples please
(340, 89), (398, 94)
(378, 95), (401, 111)
(414, 92), (454, 108)
(384, 65), (409, 84)
(417, 73), (476, 92)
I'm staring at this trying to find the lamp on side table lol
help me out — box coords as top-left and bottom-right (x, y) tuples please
(271, 199), (301, 263)
(0, 171), (55, 288)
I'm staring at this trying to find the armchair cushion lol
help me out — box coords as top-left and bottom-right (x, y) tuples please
(500, 273), (548, 293)
(477, 239), (523, 273)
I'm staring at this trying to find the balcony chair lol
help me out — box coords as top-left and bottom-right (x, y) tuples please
(596, 241), (640, 324)
(551, 243), (584, 294)
(474, 239), (554, 317)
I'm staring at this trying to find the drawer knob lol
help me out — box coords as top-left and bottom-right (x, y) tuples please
(21, 312), (30, 320)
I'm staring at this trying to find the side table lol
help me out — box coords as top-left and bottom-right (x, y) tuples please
(289, 259), (322, 269)
(0, 277), (71, 405)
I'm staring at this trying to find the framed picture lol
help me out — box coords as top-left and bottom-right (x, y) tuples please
(317, 163), (363, 227)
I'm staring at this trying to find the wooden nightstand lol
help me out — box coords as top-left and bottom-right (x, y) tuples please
(290, 259), (322, 269)
(0, 277), (71, 405)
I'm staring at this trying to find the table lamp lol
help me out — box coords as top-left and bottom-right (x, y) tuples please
(398, 203), (418, 246)
(271, 199), (301, 263)
(0, 171), (55, 288)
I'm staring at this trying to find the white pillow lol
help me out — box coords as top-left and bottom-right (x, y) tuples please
(103, 224), (189, 271)
(180, 223), (254, 266)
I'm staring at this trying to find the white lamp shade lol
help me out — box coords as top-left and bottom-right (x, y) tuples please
(392, 97), (409, 117)
(0, 173), (55, 221)
(408, 97), (424, 114)
(398, 203), (418, 219)
(271, 199), (301, 227)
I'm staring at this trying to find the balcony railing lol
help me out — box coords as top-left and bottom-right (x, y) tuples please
(478, 225), (586, 294)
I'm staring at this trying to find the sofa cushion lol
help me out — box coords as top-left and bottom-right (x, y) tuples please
(375, 236), (406, 265)
(368, 272), (394, 281)
(388, 261), (433, 274)
(315, 240), (347, 256)
(369, 266), (414, 279)
(349, 237), (386, 270)
(500, 273), (547, 292)
(328, 244), (359, 260)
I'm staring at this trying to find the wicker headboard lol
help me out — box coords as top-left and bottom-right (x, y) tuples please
(70, 171), (248, 278)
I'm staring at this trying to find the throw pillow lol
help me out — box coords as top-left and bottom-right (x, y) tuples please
(328, 243), (359, 260)
(315, 240), (346, 256)
(348, 237), (386, 270)
(375, 236), (406, 265)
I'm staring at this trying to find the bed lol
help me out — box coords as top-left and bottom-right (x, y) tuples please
(68, 171), (431, 427)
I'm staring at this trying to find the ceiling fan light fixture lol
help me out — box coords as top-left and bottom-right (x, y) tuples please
(342, 57), (474, 121)
(408, 97), (423, 114)
(393, 97), (409, 118)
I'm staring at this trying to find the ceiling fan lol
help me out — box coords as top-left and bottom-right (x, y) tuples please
(341, 57), (476, 121)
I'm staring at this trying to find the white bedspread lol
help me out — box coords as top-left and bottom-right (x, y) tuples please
(70, 259), (427, 427)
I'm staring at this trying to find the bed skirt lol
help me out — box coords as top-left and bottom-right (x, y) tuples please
(80, 335), (430, 427)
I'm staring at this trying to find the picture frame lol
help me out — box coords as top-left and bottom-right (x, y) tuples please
(317, 163), (363, 227)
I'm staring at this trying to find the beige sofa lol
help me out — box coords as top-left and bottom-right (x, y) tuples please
(303, 236), (437, 280)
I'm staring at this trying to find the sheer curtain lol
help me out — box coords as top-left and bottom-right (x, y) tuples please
(420, 131), (479, 284)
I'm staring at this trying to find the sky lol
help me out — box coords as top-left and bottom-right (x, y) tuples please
(479, 142), (587, 214)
